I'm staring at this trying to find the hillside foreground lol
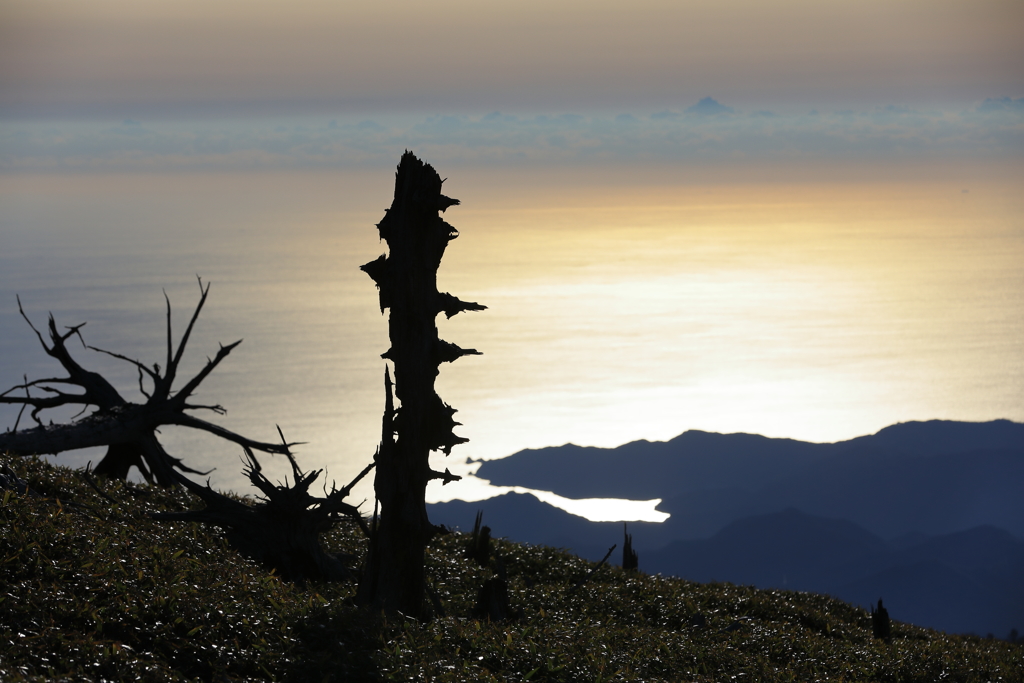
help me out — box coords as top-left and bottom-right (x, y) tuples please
(1, 457), (1021, 682)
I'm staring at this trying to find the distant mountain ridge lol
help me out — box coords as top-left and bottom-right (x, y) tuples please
(643, 510), (1024, 637)
(429, 420), (1024, 637)
(471, 419), (1024, 538)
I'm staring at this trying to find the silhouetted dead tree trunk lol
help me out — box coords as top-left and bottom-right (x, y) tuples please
(871, 598), (892, 640)
(623, 523), (639, 572)
(472, 556), (519, 622)
(0, 278), (291, 485)
(466, 510), (492, 566)
(569, 544), (617, 595)
(152, 437), (373, 583)
(356, 151), (485, 617)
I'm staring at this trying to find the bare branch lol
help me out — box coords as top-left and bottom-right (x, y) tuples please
(157, 462), (249, 514)
(181, 402), (227, 415)
(277, 425), (296, 464)
(429, 467), (462, 486)
(3, 376), (84, 396)
(16, 295), (49, 351)
(338, 459), (376, 498)
(275, 425), (315, 489)
(569, 544), (618, 595)
(136, 364), (151, 399)
(86, 344), (160, 385)
(164, 289), (174, 391)
(69, 404), (91, 421)
(165, 276), (211, 392)
(65, 322), (88, 346)
(0, 384), (90, 410)
(33, 312), (125, 409)
(240, 447), (280, 501)
(169, 412), (297, 456)
(438, 292), (488, 319)
(170, 339), (242, 407)
(12, 376), (29, 432)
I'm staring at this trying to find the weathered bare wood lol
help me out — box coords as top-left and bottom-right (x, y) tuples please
(872, 599), (892, 640)
(466, 510), (492, 566)
(152, 440), (373, 583)
(569, 544), (618, 595)
(0, 278), (291, 485)
(356, 152), (485, 617)
(471, 555), (519, 622)
(623, 523), (639, 572)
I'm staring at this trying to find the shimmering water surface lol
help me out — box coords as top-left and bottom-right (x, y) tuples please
(2, 170), (1021, 520)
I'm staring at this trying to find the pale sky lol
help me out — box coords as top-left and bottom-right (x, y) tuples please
(2, 0), (1022, 118)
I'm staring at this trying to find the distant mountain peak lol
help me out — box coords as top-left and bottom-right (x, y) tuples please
(686, 97), (735, 116)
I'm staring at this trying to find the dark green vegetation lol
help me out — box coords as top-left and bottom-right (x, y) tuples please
(2, 457), (1021, 682)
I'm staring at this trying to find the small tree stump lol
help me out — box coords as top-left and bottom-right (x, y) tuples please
(466, 510), (492, 566)
(871, 598), (892, 640)
(623, 523), (639, 572)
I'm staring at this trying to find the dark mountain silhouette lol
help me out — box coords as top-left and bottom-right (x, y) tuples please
(642, 448), (1024, 540)
(836, 560), (994, 636)
(830, 419), (1023, 457)
(834, 525), (1024, 637)
(431, 420), (1024, 636)
(643, 508), (889, 588)
(754, 448), (1024, 538)
(644, 511), (1024, 637)
(473, 420), (1024, 538)
(474, 431), (824, 499)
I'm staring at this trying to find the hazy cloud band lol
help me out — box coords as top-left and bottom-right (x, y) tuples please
(2, 102), (1021, 174)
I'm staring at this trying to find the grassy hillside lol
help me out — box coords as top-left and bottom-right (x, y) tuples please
(1, 456), (1020, 682)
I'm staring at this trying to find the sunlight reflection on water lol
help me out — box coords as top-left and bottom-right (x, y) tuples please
(2, 172), (1021, 522)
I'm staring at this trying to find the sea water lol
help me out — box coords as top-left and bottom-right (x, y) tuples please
(2, 170), (1022, 521)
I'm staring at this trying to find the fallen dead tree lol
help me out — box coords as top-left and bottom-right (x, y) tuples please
(151, 434), (373, 583)
(0, 278), (292, 485)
